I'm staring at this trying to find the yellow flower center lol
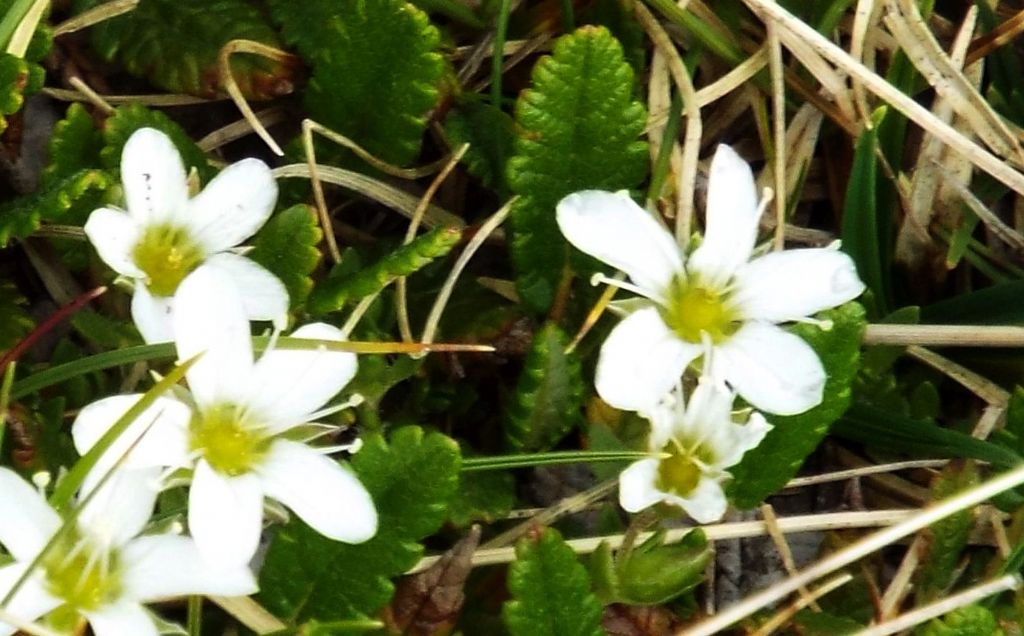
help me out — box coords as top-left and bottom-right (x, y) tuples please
(656, 439), (715, 497)
(43, 531), (121, 611)
(661, 279), (738, 344)
(131, 223), (204, 297)
(190, 404), (270, 476)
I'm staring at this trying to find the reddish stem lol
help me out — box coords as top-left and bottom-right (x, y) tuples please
(0, 286), (108, 374)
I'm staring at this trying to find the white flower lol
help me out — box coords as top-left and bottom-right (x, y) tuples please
(618, 379), (770, 523)
(71, 266), (378, 567)
(0, 467), (255, 636)
(556, 144), (865, 415)
(84, 127), (288, 343)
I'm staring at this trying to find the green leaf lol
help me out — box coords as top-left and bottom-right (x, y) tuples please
(248, 205), (322, 308)
(915, 462), (979, 602)
(790, 609), (863, 635)
(728, 302), (867, 509)
(595, 529), (711, 605)
(449, 468), (515, 527)
(922, 279), (1024, 325)
(100, 103), (212, 181)
(78, 0), (294, 99)
(507, 25), (648, 312)
(42, 103), (104, 187)
(268, 0), (448, 166)
(445, 100), (515, 194)
(502, 527), (604, 636)
(0, 52), (30, 135)
(0, 169), (113, 247)
(259, 426), (461, 623)
(0, 280), (33, 351)
(505, 323), (584, 452)
(841, 108), (891, 314)
(309, 227), (461, 315)
(918, 605), (1004, 636)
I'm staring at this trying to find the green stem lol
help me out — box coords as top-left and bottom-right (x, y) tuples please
(559, 0), (574, 32)
(646, 90), (683, 203)
(490, 0), (512, 107)
(0, 361), (14, 453)
(642, 0), (742, 65)
(0, 0), (35, 52)
(188, 595), (202, 636)
(461, 450), (649, 471)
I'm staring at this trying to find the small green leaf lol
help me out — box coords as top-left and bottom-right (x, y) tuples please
(449, 468), (515, 527)
(42, 103), (104, 187)
(502, 527), (604, 636)
(309, 227), (461, 315)
(790, 609), (863, 635)
(728, 302), (866, 509)
(505, 323), (584, 452)
(612, 529), (710, 605)
(78, 0), (295, 99)
(268, 0), (448, 165)
(0, 280), (33, 351)
(248, 205), (322, 308)
(0, 169), (113, 247)
(915, 462), (979, 602)
(101, 103), (212, 181)
(445, 100), (515, 194)
(0, 52), (30, 135)
(918, 605), (1004, 636)
(507, 25), (648, 312)
(259, 426), (461, 623)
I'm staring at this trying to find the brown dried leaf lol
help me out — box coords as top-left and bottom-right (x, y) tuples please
(601, 604), (683, 636)
(383, 525), (481, 636)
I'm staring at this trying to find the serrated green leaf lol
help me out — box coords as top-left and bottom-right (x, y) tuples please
(0, 280), (33, 351)
(0, 52), (29, 134)
(445, 100), (515, 194)
(268, 0), (447, 166)
(42, 103), (104, 187)
(505, 323), (584, 452)
(918, 605), (1004, 636)
(259, 426), (461, 623)
(309, 226), (461, 314)
(0, 169), (112, 247)
(612, 529), (710, 605)
(916, 462), (979, 602)
(507, 25), (648, 312)
(503, 527), (604, 636)
(100, 103), (212, 181)
(248, 205), (322, 308)
(728, 302), (866, 509)
(78, 0), (294, 99)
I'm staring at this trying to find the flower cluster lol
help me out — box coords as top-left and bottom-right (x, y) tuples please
(557, 144), (865, 522)
(0, 128), (377, 635)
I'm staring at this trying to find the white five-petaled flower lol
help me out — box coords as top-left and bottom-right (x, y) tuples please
(556, 144), (866, 416)
(84, 127), (288, 343)
(71, 267), (378, 568)
(619, 379), (770, 523)
(0, 467), (255, 636)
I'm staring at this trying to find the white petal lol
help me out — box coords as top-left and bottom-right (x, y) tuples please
(715, 412), (772, 469)
(715, 322), (826, 416)
(189, 460), (264, 567)
(595, 307), (701, 413)
(556, 190), (683, 299)
(258, 440), (377, 543)
(72, 395), (191, 480)
(131, 285), (176, 344)
(78, 467), (160, 546)
(0, 469), (59, 561)
(121, 128), (189, 225)
(618, 459), (665, 513)
(185, 158), (277, 253)
(83, 208), (144, 278)
(84, 601), (158, 636)
(678, 476), (728, 524)
(731, 249), (865, 323)
(643, 399), (677, 451)
(173, 266), (254, 409)
(688, 145), (761, 287)
(0, 565), (61, 636)
(244, 323), (356, 431)
(679, 379), (735, 438)
(121, 535), (257, 600)
(204, 252), (288, 328)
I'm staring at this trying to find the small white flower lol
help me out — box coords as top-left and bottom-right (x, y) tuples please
(84, 127), (288, 343)
(0, 467), (255, 636)
(71, 267), (377, 567)
(619, 380), (770, 523)
(556, 144), (865, 415)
